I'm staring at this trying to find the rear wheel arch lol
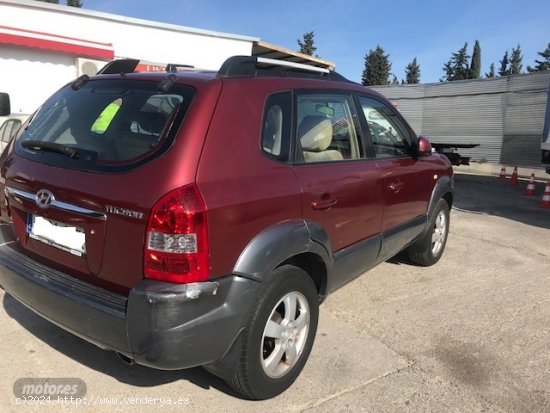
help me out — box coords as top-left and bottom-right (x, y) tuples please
(225, 264), (320, 399)
(232, 220), (332, 296)
(280, 252), (328, 300)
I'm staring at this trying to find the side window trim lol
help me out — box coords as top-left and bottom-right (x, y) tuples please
(352, 94), (376, 159)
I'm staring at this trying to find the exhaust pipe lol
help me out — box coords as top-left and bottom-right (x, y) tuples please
(116, 352), (135, 365)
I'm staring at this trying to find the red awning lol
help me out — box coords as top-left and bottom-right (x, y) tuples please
(0, 25), (114, 60)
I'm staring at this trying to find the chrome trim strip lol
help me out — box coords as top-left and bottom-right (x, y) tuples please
(6, 187), (107, 221)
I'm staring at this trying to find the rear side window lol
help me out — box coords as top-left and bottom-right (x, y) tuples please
(261, 92), (291, 161)
(15, 79), (194, 172)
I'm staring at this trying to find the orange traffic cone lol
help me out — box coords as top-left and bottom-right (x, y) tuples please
(524, 173), (537, 196)
(540, 181), (550, 209)
(498, 165), (507, 180)
(510, 167), (518, 186)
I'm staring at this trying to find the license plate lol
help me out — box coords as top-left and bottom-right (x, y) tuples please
(27, 215), (85, 257)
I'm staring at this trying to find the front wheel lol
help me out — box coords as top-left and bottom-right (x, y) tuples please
(406, 198), (450, 266)
(226, 265), (319, 400)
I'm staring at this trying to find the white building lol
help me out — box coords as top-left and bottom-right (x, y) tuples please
(0, 0), (333, 114)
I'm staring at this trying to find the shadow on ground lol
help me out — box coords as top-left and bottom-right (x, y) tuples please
(452, 173), (549, 229)
(387, 172), (549, 267)
(2, 293), (240, 397)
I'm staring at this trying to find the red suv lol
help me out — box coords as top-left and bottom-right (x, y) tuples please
(0, 57), (453, 399)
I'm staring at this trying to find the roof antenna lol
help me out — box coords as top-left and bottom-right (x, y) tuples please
(158, 74), (177, 93)
(71, 74), (89, 90)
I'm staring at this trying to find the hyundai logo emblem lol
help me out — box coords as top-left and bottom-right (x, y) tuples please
(35, 189), (55, 209)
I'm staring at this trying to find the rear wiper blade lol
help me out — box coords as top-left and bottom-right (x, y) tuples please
(21, 140), (79, 159)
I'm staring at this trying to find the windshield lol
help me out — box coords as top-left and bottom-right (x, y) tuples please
(14, 79), (195, 172)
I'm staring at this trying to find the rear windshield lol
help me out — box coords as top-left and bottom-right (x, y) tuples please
(14, 78), (195, 172)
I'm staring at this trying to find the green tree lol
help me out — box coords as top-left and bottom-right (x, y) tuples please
(361, 45), (392, 86)
(297, 31), (317, 56)
(441, 42), (470, 81)
(405, 57), (421, 84)
(485, 63), (495, 78)
(509, 44), (523, 75)
(498, 51), (510, 76)
(441, 61), (452, 82)
(527, 43), (550, 72)
(391, 74), (399, 85)
(469, 40), (481, 79)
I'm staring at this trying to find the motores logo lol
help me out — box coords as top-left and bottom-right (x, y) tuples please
(13, 378), (86, 398)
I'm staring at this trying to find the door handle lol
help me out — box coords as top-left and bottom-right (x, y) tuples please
(311, 197), (338, 210)
(388, 180), (404, 192)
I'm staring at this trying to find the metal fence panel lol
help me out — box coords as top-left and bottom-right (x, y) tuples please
(372, 73), (550, 167)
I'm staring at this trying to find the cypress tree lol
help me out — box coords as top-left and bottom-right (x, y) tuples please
(509, 44), (523, 75)
(469, 40), (481, 79)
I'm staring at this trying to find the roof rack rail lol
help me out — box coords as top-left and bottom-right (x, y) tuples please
(165, 64), (195, 73)
(217, 56), (350, 82)
(97, 59), (139, 75)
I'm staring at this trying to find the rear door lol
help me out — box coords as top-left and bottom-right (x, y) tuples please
(356, 95), (433, 260)
(291, 92), (383, 284)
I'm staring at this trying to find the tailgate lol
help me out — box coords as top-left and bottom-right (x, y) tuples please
(3, 159), (150, 292)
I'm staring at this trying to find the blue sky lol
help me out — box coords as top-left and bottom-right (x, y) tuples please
(86, 0), (550, 83)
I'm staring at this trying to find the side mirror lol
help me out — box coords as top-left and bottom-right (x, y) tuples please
(417, 135), (432, 156)
(0, 93), (10, 116)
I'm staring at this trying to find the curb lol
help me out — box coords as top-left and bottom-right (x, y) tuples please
(454, 163), (548, 181)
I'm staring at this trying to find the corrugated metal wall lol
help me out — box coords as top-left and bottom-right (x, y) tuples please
(373, 72), (550, 167)
(374, 85), (425, 134)
(502, 74), (550, 166)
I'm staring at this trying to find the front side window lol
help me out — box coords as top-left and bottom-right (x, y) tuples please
(358, 97), (412, 158)
(15, 79), (194, 172)
(296, 93), (362, 163)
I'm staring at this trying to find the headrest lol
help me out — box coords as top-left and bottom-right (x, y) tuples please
(298, 116), (333, 152)
(135, 111), (167, 135)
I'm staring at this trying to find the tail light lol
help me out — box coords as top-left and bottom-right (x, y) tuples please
(144, 184), (209, 283)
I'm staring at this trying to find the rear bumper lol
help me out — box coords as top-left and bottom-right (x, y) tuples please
(0, 227), (258, 370)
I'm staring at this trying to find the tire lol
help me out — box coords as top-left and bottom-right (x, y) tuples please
(407, 199), (450, 266)
(226, 265), (319, 400)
